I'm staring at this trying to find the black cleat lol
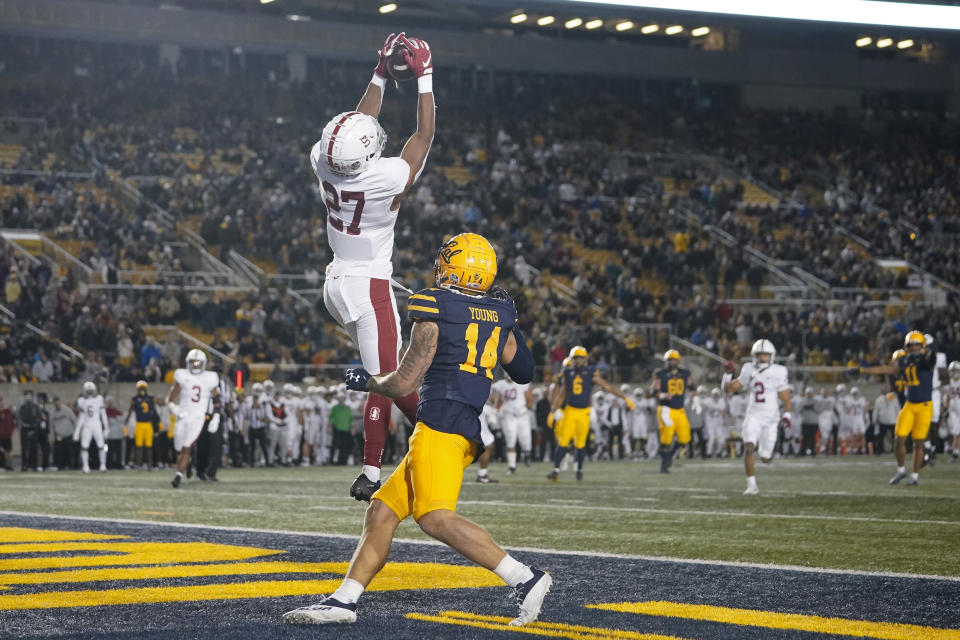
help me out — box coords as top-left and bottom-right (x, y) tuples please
(547, 470), (559, 482)
(575, 470), (583, 481)
(350, 473), (381, 502)
(171, 474), (181, 489)
(476, 474), (499, 483)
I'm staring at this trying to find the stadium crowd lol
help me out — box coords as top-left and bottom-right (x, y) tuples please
(2, 41), (960, 385)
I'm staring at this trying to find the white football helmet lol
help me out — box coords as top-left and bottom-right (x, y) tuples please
(82, 381), (97, 397)
(314, 111), (387, 177)
(186, 349), (207, 374)
(251, 382), (264, 395)
(263, 380), (275, 398)
(620, 383), (631, 394)
(750, 339), (776, 365)
(949, 361), (960, 380)
(696, 385), (707, 394)
(711, 387), (721, 397)
(835, 383), (847, 394)
(804, 387), (814, 396)
(851, 386), (860, 397)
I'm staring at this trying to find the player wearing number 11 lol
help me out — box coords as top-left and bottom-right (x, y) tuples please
(309, 33), (434, 501)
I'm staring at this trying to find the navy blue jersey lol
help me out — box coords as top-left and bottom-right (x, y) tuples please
(563, 366), (596, 409)
(655, 367), (691, 409)
(407, 287), (517, 445)
(900, 350), (936, 403)
(130, 394), (157, 422)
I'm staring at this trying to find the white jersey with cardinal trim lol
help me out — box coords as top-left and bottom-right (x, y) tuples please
(946, 380), (960, 435)
(173, 369), (221, 419)
(492, 379), (530, 417)
(76, 395), (106, 424)
(737, 362), (790, 423)
(310, 142), (410, 279)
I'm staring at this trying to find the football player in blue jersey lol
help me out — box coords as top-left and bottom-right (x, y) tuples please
(547, 346), (634, 482)
(653, 350), (695, 473)
(283, 233), (552, 627)
(853, 330), (937, 485)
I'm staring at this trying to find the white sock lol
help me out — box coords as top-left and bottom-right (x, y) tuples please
(175, 471), (183, 478)
(477, 468), (488, 477)
(81, 450), (89, 469)
(494, 555), (534, 587)
(747, 475), (757, 486)
(910, 472), (919, 481)
(362, 465), (380, 483)
(331, 578), (364, 604)
(507, 451), (517, 468)
(897, 466), (906, 474)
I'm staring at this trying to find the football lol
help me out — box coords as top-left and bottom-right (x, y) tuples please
(386, 41), (415, 82)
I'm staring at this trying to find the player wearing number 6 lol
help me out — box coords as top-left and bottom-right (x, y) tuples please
(547, 346), (634, 482)
(283, 233), (553, 627)
(309, 32), (434, 502)
(722, 340), (792, 495)
(652, 350), (696, 473)
(850, 330), (936, 486)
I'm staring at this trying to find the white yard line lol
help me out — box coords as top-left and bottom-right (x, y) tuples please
(1, 510), (957, 583)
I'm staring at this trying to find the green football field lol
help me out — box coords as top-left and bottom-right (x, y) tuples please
(2, 456), (959, 578)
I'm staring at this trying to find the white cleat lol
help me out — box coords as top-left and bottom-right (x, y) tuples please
(509, 567), (552, 626)
(743, 485), (759, 495)
(282, 597), (357, 625)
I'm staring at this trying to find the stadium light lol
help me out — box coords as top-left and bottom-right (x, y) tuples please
(537, 15), (556, 25)
(286, 14), (310, 21)
(877, 37), (893, 47)
(665, 24), (684, 34)
(585, 18), (604, 29)
(259, 0), (276, 4)
(897, 38), (914, 48)
(691, 26), (710, 36)
(641, 23), (660, 33)
(562, 1), (960, 30)
(510, 13), (528, 23)
(855, 36), (872, 46)
(378, 3), (397, 14)
(616, 20), (634, 31)
(565, 17), (583, 28)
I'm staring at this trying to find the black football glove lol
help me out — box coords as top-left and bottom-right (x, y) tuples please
(345, 367), (372, 392)
(489, 285), (514, 306)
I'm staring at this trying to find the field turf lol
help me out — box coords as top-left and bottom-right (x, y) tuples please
(0, 456), (958, 639)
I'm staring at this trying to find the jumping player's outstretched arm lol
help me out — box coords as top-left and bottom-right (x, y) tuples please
(356, 33), (401, 118)
(366, 320), (439, 398)
(392, 36), (435, 207)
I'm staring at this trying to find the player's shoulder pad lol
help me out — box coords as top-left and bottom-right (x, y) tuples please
(407, 287), (443, 321)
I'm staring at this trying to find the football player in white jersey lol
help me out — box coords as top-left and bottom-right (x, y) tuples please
(311, 33), (435, 501)
(73, 381), (108, 473)
(701, 388), (726, 458)
(492, 374), (534, 474)
(944, 362), (960, 462)
(722, 339), (792, 495)
(165, 349), (221, 488)
(848, 387), (868, 454)
(284, 384), (304, 465)
(475, 399), (499, 484)
(815, 387), (836, 455)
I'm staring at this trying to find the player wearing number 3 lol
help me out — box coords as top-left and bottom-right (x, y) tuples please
(722, 339), (792, 495)
(309, 33), (434, 501)
(165, 349), (221, 489)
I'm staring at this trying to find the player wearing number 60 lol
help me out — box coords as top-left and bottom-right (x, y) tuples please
(309, 32), (434, 502)
(722, 339), (792, 495)
(652, 350), (696, 474)
(283, 233), (553, 627)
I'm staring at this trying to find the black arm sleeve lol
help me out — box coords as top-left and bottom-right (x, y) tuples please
(503, 326), (535, 384)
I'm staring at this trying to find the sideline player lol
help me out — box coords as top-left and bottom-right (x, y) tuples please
(653, 350), (694, 473)
(282, 233), (551, 626)
(853, 331), (938, 485)
(547, 346), (634, 482)
(722, 339), (792, 495)
(492, 373), (534, 474)
(702, 388), (726, 458)
(73, 381), (108, 473)
(124, 380), (158, 469)
(945, 362), (960, 462)
(165, 349), (220, 488)
(311, 33), (435, 501)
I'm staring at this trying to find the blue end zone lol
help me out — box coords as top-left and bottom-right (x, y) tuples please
(1, 513), (958, 640)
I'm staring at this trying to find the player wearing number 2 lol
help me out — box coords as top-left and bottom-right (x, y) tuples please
(722, 339), (792, 495)
(165, 349), (221, 488)
(310, 32), (434, 502)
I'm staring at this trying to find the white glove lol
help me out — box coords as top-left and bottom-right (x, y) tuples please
(660, 406), (673, 427)
(207, 413), (221, 434)
(924, 333), (934, 348)
(553, 409), (564, 423)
